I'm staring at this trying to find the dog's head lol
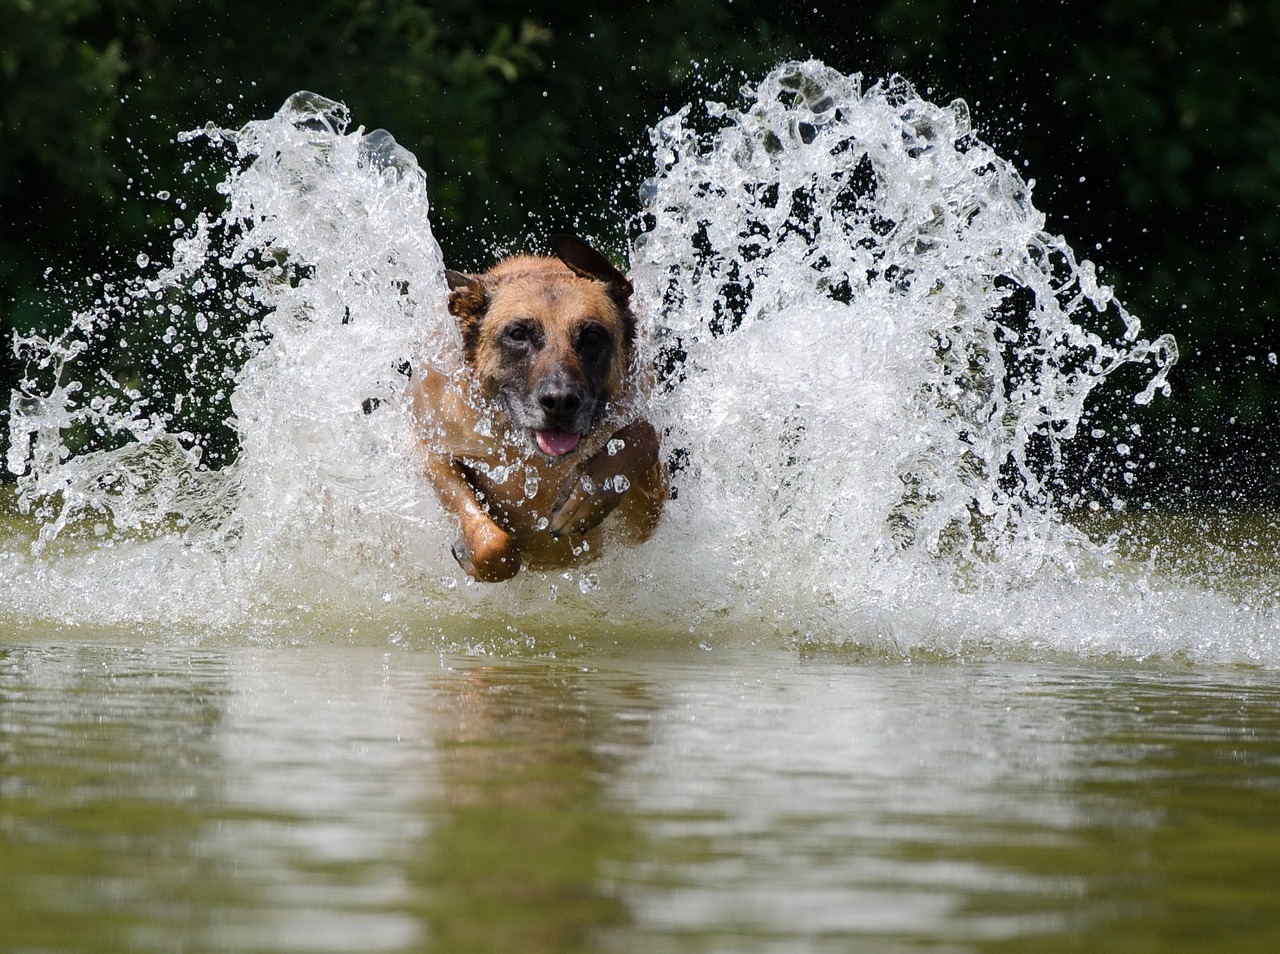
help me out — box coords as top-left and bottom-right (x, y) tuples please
(445, 235), (636, 458)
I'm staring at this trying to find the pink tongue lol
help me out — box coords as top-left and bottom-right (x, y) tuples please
(536, 429), (580, 457)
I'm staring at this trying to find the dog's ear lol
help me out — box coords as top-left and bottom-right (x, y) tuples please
(444, 270), (488, 360)
(550, 234), (634, 303)
(445, 269), (477, 292)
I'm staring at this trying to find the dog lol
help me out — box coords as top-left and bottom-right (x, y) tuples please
(407, 235), (667, 582)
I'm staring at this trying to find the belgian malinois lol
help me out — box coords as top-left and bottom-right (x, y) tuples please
(407, 235), (667, 582)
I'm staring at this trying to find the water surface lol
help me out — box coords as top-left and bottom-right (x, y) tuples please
(3, 637), (1278, 952)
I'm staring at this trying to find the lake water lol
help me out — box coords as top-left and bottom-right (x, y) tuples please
(3, 61), (1278, 951)
(3, 631), (1279, 953)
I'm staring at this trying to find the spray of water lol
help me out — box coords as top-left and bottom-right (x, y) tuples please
(4, 61), (1274, 662)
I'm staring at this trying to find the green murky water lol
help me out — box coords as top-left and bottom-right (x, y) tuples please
(3, 637), (1278, 953)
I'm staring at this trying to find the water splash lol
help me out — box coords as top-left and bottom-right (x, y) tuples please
(5, 90), (456, 629)
(4, 63), (1273, 663)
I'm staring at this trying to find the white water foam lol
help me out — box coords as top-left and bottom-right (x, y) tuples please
(3, 62), (1274, 662)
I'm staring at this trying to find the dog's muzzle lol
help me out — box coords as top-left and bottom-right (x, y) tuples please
(516, 375), (597, 457)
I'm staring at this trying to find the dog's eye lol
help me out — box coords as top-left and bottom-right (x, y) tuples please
(504, 323), (536, 346)
(577, 324), (609, 350)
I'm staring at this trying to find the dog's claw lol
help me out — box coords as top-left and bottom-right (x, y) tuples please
(451, 537), (469, 567)
(451, 525), (520, 583)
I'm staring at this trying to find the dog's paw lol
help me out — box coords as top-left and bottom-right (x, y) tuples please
(548, 420), (661, 539)
(452, 525), (520, 583)
(548, 471), (622, 539)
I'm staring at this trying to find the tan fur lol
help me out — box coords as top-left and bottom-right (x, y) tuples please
(407, 239), (666, 582)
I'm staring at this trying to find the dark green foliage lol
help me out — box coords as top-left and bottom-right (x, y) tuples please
(1, 0), (1276, 503)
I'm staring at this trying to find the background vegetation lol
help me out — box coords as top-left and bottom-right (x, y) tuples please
(2, 0), (1277, 504)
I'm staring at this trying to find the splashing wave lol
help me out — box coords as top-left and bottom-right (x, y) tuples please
(5, 61), (1273, 663)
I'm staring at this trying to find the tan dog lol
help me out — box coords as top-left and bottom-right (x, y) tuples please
(408, 235), (667, 582)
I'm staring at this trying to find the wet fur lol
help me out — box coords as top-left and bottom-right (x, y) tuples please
(408, 236), (667, 582)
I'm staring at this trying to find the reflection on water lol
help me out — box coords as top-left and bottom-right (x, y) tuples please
(2, 640), (1279, 952)
(0, 646), (429, 951)
(413, 662), (655, 952)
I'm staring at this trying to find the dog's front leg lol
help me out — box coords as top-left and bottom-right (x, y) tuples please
(548, 419), (665, 540)
(424, 455), (521, 582)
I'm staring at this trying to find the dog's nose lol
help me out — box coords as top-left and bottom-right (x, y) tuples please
(537, 386), (582, 417)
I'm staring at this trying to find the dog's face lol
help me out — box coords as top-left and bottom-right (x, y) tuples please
(446, 236), (636, 458)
